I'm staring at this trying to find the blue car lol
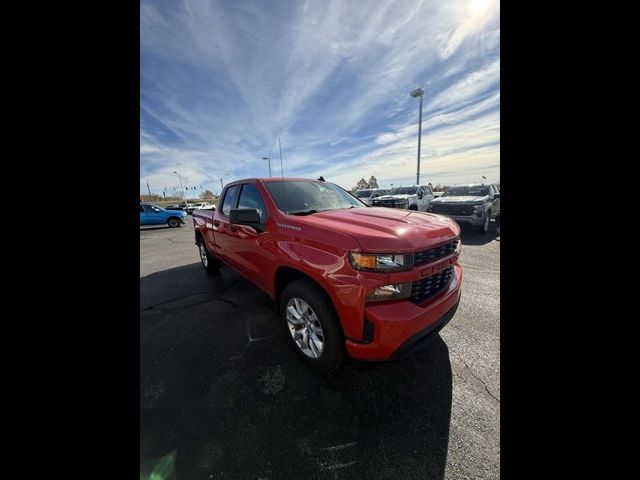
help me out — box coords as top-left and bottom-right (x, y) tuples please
(140, 203), (187, 228)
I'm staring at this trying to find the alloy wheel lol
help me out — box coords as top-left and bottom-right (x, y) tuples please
(286, 297), (324, 358)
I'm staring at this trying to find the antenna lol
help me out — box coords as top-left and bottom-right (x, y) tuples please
(278, 136), (284, 178)
(279, 136), (287, 213)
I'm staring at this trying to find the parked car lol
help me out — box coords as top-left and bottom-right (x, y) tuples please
(187, 202), (211, 214)
(427, 183), (500, 233)
(140, 203), (187, 228)
(193, 178), (462, 372)
(371, 185), (434, 211)
(353, 188), (388, 206)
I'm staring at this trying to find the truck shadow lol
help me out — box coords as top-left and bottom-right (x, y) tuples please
(140, 263), (453, 480)
(458, 221), (500, 246)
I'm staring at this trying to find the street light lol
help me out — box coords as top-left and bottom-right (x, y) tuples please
(172, 171), (186, 203)
(262, 156), (272, 178)
(410, 87), (425, 185)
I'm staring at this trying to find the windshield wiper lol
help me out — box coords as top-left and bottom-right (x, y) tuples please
(289, 209), (320, 216)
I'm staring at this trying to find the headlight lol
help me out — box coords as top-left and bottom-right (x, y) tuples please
(366, 283), (412, 302)
(349, 252), (414, 272)
(473, 204), (483, 212)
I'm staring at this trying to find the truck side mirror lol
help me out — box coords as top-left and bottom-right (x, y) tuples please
(417, 191), (423, 199)
(230, 208), (264, 232)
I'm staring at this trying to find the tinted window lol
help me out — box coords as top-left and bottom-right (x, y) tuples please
(237, 184), (266, 221)
(221, 185), (239, 216)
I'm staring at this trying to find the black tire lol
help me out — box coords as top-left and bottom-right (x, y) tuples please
(408, 204), (418, 210)
(478, 211), (491, 234)
(197, 237), (220, 273)
(280, 278), (346, 373)
(168, 217), (181, 228)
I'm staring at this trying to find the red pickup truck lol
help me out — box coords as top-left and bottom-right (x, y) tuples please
(193, 178), (462, 372)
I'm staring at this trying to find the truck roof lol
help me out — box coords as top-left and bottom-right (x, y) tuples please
(224, 177), (328, 187)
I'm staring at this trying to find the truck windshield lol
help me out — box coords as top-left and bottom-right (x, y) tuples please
(264, 181), (365, 214)
(442, 186), (490, 197)
(389, 186), (417, 195)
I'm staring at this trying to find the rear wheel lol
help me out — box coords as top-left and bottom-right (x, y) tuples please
(168, 217), (181, 228)
(408, 204), (417, 210)
(198, 237), (220, 273)
(280, 278), (346, 373)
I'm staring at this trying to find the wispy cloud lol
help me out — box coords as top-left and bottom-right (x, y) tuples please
(140, 0), (500, 193)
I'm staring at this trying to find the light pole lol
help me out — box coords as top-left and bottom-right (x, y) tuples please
(262, 156), (272, 177)
(410, 88), (425, 185)
(172, 171), (186, 204)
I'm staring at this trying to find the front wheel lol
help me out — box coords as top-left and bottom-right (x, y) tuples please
(168, 217), (181, 228)
(280, 278), (346, 373)
(478, 212), (490, 233)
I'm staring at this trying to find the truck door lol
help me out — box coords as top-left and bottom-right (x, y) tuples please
(225, 183), (272, 291)
(141, 204), (164, 225)
(212, 185), (240, 265)
(491, 185), (500, 218)
(417, 187), (427, 211)
(424, 186), (434, 210)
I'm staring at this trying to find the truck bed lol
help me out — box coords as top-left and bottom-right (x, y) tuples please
(192, 209), (215, 231)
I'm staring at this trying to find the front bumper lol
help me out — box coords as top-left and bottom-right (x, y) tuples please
(345, 264), (462, 360)
(440, 214), (484, 226)
(372, 202), (409, 209)
(180, 216), (187, 224)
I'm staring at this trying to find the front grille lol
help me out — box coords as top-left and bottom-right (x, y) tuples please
(414, 239), (459, 266)
(374, 201), (403, 208)
(430, 203), (476, 216)
(409, 266), (454, 304)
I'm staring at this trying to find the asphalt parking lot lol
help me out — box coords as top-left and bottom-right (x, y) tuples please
(140, 216), (500, 480)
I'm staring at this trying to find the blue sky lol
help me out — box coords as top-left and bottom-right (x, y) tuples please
(140, 0), (500, 196)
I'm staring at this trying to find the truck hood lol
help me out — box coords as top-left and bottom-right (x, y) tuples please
(295, 207), (459, 252)
(431, 195), (488, 203)
(374, 194), (414, 201)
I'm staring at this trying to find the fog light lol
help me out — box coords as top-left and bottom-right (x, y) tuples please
(366, 283), (412, 302)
